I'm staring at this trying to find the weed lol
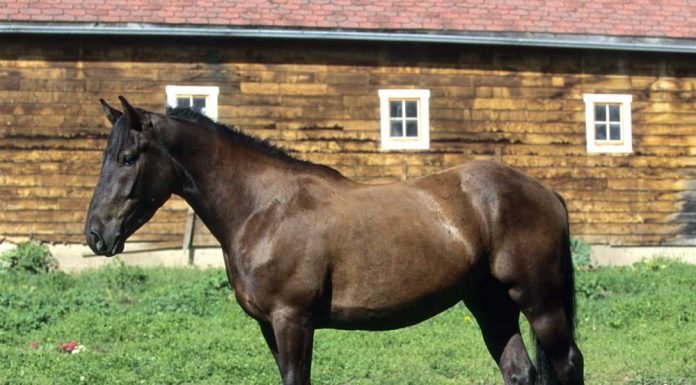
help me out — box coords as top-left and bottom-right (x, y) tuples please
(0, 239), (59, 274)
(570, 238), (592, 270)
(575, 275), (608, 300)
(100, 258), (148, 292)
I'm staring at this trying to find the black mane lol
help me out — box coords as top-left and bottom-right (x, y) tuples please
(164, 107), (341, 176)
(166, 107), (299, 162)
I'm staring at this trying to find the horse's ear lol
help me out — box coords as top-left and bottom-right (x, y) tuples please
(118, 95), (147, 132)
(100, 98), (123, 125)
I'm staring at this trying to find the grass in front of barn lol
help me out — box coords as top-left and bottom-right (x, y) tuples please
(0, 259), (694, 385)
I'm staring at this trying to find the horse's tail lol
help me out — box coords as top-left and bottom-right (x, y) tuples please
(535, 191), (576, 385)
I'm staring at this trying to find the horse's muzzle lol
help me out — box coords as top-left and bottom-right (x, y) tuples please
(86, 228), (123, 257)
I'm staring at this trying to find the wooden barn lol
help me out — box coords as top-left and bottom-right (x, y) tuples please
(1, 1), (695, 266)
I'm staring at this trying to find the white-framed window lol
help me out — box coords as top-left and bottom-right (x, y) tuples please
(583, 94), (632, 154)
(165, 85), (220, 121)
(379, 89), (430, 150)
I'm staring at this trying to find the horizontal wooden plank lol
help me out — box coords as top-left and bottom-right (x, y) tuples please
(502, 144), (696, 158)
(4, 234), (184, 244)
(295, 153), (696, 176)
(0, 197), (188, 211)
(567, 211), (674, 224)
(577, 234), (672, 246)
(0, 187), (95, 199)
(542, 178), (687, 192)
(0, 209), (186, 223)
(0, 162), (102, 176)
(0, 149), (101, 162)
(560, 190), (686, 203)
(569, 222), (680, 236)
(522, 166), (695, 180)
(1, 222), (185, 236)
(0, 175), (102, 188)
(0, 193), (187, 214)
(504, 154), (696, 168)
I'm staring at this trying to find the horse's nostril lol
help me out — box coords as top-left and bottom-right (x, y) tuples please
(110, 234), (123, 256)
(90, 231), (105, 252)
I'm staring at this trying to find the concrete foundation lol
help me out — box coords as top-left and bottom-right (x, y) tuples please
(591, 245), (696, 266)
(0, 242), (225, 272)
(1, 241), (694, 272)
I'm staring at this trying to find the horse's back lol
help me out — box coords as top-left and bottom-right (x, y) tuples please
(409, 160), (566, 237)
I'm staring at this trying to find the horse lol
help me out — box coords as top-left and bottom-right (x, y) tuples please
(85, 96), (584, 385)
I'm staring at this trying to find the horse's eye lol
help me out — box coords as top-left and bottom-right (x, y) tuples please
(122, 153), (138, 166)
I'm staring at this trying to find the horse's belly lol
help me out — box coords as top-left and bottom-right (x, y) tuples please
(324, 282), (465, 330)
(323, 249), (475, 330)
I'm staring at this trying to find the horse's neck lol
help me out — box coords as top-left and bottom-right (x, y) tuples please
(158, 123), (315, 246)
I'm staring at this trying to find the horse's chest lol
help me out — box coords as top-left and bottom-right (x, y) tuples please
(230, 283), (269, 322)
(226, 246), (285, 322)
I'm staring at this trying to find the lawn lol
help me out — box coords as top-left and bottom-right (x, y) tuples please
(0, 259), (694, 385)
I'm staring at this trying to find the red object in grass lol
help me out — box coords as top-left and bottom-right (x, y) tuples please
(30, 341), (38, 349)
(58, 340), (78, 353)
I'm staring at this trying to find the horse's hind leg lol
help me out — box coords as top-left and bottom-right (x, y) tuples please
(463, 280), (535, 385)
(506, 257), (584, 385)
(516, 294), (584, 385)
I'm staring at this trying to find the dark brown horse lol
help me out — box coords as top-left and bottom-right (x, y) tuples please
(85, 96), (583, 385)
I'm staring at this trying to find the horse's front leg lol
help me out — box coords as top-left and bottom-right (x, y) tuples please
(267, 308), (315, 385)
(259, 322), (281, 369)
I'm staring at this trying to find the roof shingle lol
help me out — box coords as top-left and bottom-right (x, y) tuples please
(1, 0), (695, 39)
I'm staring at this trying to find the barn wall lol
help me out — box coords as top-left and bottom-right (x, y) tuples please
(1, 35), (695, 247)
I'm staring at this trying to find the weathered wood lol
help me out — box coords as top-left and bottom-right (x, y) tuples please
(0, 35), (695, 247)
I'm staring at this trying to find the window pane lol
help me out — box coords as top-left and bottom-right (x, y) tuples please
(390, 101), (402, 118)
(405, 101), (418, 118)
(390, 120), (403, 137)
(192, 97), (206, 113)
(595, 123), (607, 140)
(609, 105), (620, 122)
(594, 104), (606, 121)
(405, 120), (418, 137)
(609, 124), (621, 141)
(176, 97), (190, 108)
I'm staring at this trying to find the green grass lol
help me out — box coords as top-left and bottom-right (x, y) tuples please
(0, 259), (694, 385)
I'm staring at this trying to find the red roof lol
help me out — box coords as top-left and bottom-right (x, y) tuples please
(1, 0), (694, 39)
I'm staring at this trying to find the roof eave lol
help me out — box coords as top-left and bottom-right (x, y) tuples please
(1, 23), (695, 54)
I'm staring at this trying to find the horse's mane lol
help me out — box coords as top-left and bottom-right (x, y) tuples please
(164, 107), (342, 176)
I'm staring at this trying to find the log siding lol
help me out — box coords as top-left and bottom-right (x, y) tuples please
(1, 35), (695, 246)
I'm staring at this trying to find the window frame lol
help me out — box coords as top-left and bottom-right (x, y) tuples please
(583, 94), (633, 154)
(165, 85), (220, 121)
(379, 89), (430, 151)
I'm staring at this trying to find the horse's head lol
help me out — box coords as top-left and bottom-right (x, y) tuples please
(84, 97), (176, 256)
